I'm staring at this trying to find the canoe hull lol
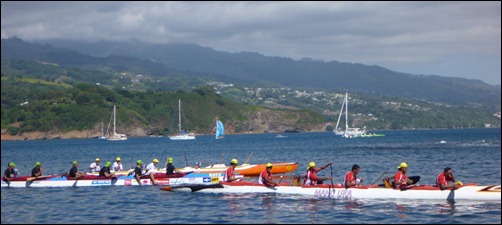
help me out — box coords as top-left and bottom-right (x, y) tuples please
(1, 173), (232, 188)
(175, 162), (298, 176)
(176, 182), (501, 201)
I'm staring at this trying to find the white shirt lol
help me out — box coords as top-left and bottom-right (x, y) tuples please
(145, 162), (158, 174)
(89, 162), (101, 172)
(112, 162), (123, 172)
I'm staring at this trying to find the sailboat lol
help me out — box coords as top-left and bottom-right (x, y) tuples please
(169, 99), (196, 140)
(333, 92), (366, 138)
(98, 122), (107, 139)
(215, 119), (224, 139)
(106, 105), (128, 141)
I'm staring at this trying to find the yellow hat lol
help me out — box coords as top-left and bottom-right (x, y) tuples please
(95, 158), (100, 162)
(105, 162), (112, 167)
(34, 162), (41, 167)
(308, 162), (316, 169)
(9, 162), (16, 167)
(168, 157), (173, 163)
(137, 160), (143, 165)
(397, 162), (408, 169)
(72, 161), (78, 165)
(116, 157), (121, 161)
(230, 159), (238, 164)
(266, 163), (273, 168)
(153, 158), (159, 163)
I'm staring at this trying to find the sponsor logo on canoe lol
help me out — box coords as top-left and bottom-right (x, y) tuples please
(91, 180), (112, 185)
(210, 177), (220, 183)
(314, 189), (352, 199)
(158, 180), (170, 185)
(124, 180), (132, 186)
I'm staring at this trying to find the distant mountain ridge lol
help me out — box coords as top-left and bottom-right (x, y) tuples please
(2, 37), (500, 105)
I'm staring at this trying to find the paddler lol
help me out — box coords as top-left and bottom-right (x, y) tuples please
(436, 167), (462, 190)
(343, 164), (363, 188)
(3, 162), (18, 182)
(68, 161), (86, 179)
(165, 157), (176, 175)
(224, 159), (240, 182)
(31, 161), (43, 178)
(393, 162), (420, 188)
(304, 161), (332, 186)
(99, 162), (115, 178)
(258, 163), (278, 187)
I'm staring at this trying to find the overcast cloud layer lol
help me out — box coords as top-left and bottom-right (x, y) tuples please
(2, 1), (501, 85)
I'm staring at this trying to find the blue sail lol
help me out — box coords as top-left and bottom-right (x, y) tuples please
(215, 120), (224, 139)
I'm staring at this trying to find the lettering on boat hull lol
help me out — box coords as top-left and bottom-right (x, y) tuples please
(314, 189), (352, 199)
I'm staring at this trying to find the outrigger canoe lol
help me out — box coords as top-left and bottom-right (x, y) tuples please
(91, 162), (298, 177)
(171, 181), (501, 201)
(1, 172), (235, 188)
(175, 162), (299, 176)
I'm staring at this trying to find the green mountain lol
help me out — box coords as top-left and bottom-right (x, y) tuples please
(34, 38), (501, 105)
(1, 37), (500, 138)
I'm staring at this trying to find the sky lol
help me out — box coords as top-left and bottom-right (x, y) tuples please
(1, 1), (501, 85)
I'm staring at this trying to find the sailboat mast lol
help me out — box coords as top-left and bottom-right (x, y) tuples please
(178, 99), (182, 132)
(334, 95), (344, 132)
(113, 105), (117, 135)
(345, 93), (348, 130)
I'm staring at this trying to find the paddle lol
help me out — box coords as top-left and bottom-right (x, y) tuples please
(184, 152), (188, 167)
(329, 164), (335, 203)
(26, 177), (38, 182)
(244, 152), (253, 165)
(371, 171), (389, 185)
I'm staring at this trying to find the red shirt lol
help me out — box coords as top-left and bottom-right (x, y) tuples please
(394, 171), (408, 185)
(259, 169), (272, 184)
(436, 172), (455, 187)
(304, 168), (320, 185)
(224, 167), (235, 182)
(344, 171), (357, 187)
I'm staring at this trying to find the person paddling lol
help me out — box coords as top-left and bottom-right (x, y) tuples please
(31, 162), (43, 178)
(165, 157), (176, 175)
(145, 158), (159, 185)
(99, 162), (115, 178)
(304, 161), (332, 186)
(2, 162), (18, 182)
(258, 163), (278, 187)
(134, 160), (144, 185)
(393, 162), (420, 188)
(89, 158), (101, 173)
(68, 161), (86, 180)
(224, 159), (240, 182)
(436, 167), (462, 190)
(112, 157), (123, 172)
(343, 164), (363, 188)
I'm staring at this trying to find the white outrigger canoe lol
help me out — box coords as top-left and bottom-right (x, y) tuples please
(171, 181), (501, 202)
(1, 172), (234, 188)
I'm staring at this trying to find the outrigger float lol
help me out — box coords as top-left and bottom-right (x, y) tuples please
(1, 172), (232, 188)
(169, 181), (501, 202)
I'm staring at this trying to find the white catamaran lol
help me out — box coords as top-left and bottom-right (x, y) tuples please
(106, 105), (127, 141)
(333, 92), (366, 138)
(169, 99), (195, 140)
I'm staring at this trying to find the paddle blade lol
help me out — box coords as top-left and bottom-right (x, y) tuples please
(160, 186), (173, 191)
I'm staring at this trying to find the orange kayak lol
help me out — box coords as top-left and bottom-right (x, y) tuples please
(175, 162), (298, 176)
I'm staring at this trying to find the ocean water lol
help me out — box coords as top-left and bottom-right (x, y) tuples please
(1, 129), (501, 224)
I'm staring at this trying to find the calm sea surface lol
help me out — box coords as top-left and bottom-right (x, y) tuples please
(1, 129), (501, 224)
